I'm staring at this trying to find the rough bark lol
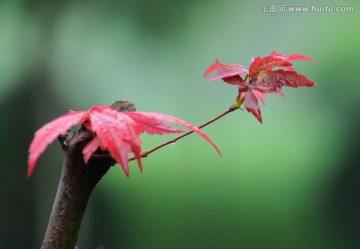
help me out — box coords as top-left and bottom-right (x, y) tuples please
(41, 129), (114, 249)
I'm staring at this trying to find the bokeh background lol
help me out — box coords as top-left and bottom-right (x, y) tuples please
(1, 0), (359, 248)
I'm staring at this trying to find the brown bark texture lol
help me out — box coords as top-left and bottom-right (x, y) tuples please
(41, 129), (114, 249)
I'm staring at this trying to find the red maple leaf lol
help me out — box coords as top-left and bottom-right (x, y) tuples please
(204, 51), (316, 123)
(204, 59), (247, 85)
(248, 56), (291, 79)
(28, 105), (221, 177)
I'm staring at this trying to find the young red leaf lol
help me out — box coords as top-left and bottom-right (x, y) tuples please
(252, 90), (265, 105)
(270, 51), (316, 62)
(257, 70), (315, 89)
(88, 110), (141, 176)
(269, 51), (316, 72)
(203, 61), (218, 78)
(28, 111), (88, 177)
(115, 112), (143, 172)
(249, 56), (292, 78)
(243, 90), (262, 123)
(204, 59), (247, 85)
(222, 75), (244, 85)
(125, 112), (221, 156)
(83, 136), (101, 164)
(121, 111), (183, 135)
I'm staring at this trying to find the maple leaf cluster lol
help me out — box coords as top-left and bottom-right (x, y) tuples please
(204, 51), (316, 123)
(28, 105), (220, 177)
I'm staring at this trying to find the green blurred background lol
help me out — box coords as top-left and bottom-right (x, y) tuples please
(1, 0), (359, 248)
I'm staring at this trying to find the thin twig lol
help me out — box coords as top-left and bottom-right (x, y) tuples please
(130, 105), (239, 160)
